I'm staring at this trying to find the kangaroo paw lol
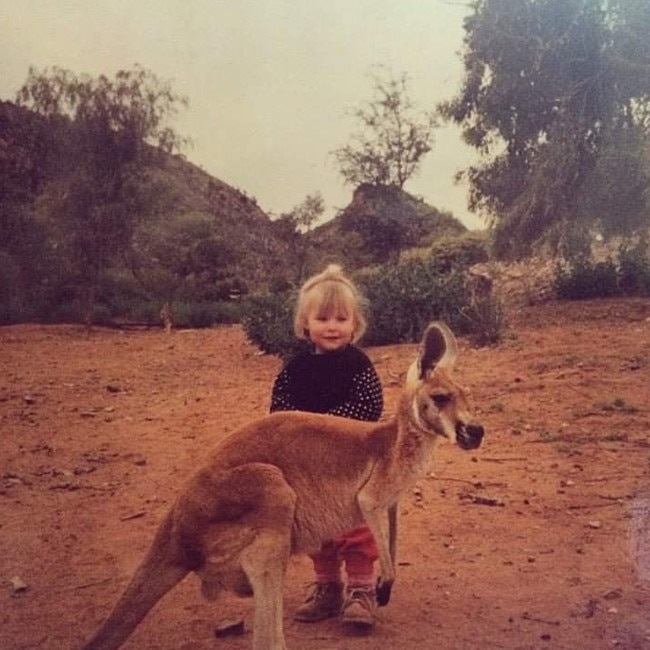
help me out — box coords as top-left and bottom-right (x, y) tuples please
(376, 577), (393, 607)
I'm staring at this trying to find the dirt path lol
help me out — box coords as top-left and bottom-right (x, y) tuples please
(2, 298), (650, 650)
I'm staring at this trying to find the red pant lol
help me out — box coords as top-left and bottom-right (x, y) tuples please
(311, 525), (378, 585)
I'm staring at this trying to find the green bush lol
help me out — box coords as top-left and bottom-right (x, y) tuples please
(241, 292), (307, 359)
(172, 300), (244, 328)
(554, 256), (619, 300)
(357, 260), (472, 345)
(427, 232), (490, 273)
(554, 248), (650, 300)
(241, 257), (506, 357)
(618, 243), (650, 296)
(0, 303), (39, 325)
(109, 297), (160, 323)
(36, 293), (79, 323)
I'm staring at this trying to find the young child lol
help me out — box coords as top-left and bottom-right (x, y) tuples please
(270, 264), (384, 628)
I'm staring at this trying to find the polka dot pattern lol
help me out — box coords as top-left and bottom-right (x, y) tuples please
(270, 345), (383, 422)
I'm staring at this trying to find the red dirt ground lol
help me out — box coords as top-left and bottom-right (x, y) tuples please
(2, 298), (650, 650)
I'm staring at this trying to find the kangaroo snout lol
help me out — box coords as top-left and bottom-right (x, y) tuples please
(455, 422), (484, 450)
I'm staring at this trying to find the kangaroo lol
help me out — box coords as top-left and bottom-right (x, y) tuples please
(81, 321), (484, 650)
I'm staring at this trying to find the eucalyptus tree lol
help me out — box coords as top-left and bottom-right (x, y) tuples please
(16, 65), (187, 323)
(442, 0), (650, 258)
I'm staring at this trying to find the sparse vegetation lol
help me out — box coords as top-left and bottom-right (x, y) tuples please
(554, 243), (650, 300)
(242, 251), (506, 359)
(426, 231), (490, 272)
(554, 256), (620, 300)
(458, 285), (505, 346)
(240, 292), (307, 360)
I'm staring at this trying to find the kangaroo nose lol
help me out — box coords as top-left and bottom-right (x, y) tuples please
(456, 422), (484, 450)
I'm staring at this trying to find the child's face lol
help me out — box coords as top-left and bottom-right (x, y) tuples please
(306, 308), (355, 353)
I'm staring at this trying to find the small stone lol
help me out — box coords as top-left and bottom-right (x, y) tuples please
(214, 618), (245, 637)
(603, 588), (623, 600)
(587, 520), (602, 529)
(11, 576), (28, 595)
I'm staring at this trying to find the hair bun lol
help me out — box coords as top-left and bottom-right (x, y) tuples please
(322, 264), (344, 278)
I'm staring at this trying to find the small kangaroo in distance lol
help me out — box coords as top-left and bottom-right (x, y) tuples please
(81, 321), (484, 650)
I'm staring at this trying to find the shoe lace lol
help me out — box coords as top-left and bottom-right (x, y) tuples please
(346, 586), (375, 607)
(307, 582), (336, 603)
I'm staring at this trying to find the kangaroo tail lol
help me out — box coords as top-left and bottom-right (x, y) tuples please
(82, 511), (190, 650)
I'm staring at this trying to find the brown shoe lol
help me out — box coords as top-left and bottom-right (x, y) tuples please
(340, 586), (377, 628)
(293, 582), (343, 622)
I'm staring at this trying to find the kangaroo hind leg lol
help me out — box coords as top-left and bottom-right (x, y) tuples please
(236, 463), (297, 650)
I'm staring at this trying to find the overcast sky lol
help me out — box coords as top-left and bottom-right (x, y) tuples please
(1, 0), (484, 229)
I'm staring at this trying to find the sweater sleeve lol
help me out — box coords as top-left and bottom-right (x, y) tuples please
(327, 364), (383, 422)
(270, 366), (298, 413)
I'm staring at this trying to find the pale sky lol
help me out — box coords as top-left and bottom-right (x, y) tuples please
(1, 0), (485, 229)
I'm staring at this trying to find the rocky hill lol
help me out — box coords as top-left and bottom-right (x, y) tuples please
(313, 183), (468, 266)
(147, 153), (289, 289)
(1, 99), (472, 299)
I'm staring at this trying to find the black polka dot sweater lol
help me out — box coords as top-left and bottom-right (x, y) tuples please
(270, 344), (383, 422)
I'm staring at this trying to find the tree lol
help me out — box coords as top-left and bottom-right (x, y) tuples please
(272, 192), (324, 283)
(441, 0), (650, 258)
(0, 101), (58, 321)
(128, 212), (236, 305)
(16, 65), (187, 323)
(333, 68), (438, 189)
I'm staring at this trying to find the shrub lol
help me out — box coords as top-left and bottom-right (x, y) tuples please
(458, 288), (506, 346)
(357, 259), (475, 345)
(554, 256), (619, 300)
(109, 297), (160, 324)
(0, 303), (39, 325)
(173, 300), (244, 328)
(554, 247), (650, 301)
(241, 257), (506, 357)
(618, 242), (650, 296)
(427, 232), (490, 273)
(241, 292), (307, 359)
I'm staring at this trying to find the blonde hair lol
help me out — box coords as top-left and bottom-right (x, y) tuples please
(294, 264), (367, 342)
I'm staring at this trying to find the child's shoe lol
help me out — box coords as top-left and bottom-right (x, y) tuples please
(340, 585), (377, 628)
(293, 581), (343, 622)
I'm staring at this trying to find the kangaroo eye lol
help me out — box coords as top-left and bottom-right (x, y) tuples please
(432, 393), (452, 408)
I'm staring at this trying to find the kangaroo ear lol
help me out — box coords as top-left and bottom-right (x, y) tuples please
(418, 322), (457, 378)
